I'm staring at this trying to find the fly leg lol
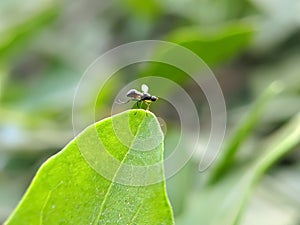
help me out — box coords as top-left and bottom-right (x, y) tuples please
(134, 101), (141, 115)
(145, 102), (151, 111)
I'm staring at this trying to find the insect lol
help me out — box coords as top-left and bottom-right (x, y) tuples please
(117, 84), (158, 110)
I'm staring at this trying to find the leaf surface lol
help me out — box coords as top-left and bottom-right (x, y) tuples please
(5, 109), (174, 225)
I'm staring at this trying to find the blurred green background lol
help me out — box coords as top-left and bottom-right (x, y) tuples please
(1, 0), (300, 224)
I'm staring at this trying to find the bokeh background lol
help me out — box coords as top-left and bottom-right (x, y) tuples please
(1, 0), (300, 224)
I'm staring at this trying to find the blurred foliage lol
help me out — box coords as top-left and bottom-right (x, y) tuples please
(0, 0), (300, 224)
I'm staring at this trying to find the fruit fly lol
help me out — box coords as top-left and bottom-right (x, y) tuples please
(117, 84), (158, 110)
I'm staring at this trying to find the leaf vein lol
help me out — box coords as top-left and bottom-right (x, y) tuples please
(93, 113), (146, 225)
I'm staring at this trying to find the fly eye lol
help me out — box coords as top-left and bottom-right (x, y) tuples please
(151, 96), (158, 101)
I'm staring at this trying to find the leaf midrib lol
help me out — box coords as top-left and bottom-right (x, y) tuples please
(93, 113), (147, 224)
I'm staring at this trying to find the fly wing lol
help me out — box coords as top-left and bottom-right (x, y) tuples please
(126, 89), (142, 100)
(141, 84), (149, 93)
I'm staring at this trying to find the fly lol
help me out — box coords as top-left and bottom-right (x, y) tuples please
(117, 84), (158, 110)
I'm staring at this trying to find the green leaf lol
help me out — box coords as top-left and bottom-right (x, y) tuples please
(5, 109), (174, 225)
(140, 22), (255, 85)
(167, 22), (255, 66)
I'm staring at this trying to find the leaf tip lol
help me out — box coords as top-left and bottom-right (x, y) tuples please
(128, 109), (157, 117)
